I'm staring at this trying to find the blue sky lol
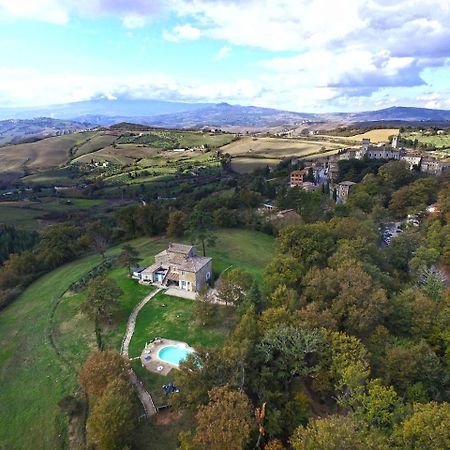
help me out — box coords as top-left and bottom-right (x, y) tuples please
(0, 0), (449, 112)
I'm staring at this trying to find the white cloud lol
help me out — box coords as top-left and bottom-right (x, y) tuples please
(213, 46), (230, 61)
(0, 0), (69, 24)
(122, 14), (146, 29)
(1, 0), (449, 110)
(0, 67), (263, 107)
(163, 24), (201, 42)
(417, 92), (450, 109)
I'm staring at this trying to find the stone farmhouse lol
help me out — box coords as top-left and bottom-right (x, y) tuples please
(134, 243), (212, 292)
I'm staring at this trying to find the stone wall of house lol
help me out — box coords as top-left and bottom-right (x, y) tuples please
(194, 260), (212, 292)
(179, 270), (197, 291)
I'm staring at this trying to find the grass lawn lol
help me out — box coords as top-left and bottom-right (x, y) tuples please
(129, 293), (234, 358)
(207, 229), (276, 282)
(0, 253), (103, 450)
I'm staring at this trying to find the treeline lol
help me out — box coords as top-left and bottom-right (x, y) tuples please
(0, 224), (39, 265)
(170, 173), (450, 448)
(113, 186), (273, 242)
(0, 221), (116, 310)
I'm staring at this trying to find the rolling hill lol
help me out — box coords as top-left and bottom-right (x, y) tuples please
(0, 118), (93, 146)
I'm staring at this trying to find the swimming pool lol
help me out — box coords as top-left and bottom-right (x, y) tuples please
(158, 344), (194, 366)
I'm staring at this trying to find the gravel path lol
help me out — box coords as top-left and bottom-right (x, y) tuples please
(121, 288), (162, 417)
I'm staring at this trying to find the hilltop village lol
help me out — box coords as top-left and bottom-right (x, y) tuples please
(289, 135), (449, 203)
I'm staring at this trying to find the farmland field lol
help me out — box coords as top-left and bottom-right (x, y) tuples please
(402, 132), (450, 149)
(0, 132), (95, 177)
(350, 128), (399, 142)
(317, 128), (399, 143)
(117, 129), (236, 149)
(0, 197), (107, 230)
(227, 136), (344, 173)
(0, 204), (44, 230)
(221, 136), (342, 158)
(74, 132), (119, 156)
(230, 157), (282, 173)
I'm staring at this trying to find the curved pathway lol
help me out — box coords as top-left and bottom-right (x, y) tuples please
(121, 287), (163, 417)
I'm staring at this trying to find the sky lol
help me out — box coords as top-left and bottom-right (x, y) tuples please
(0, 0), (449, 112)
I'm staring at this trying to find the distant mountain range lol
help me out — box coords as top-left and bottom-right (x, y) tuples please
(1, 99), (450, 137)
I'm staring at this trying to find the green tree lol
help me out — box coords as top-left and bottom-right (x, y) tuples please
(327, 331), (370, 407)
(269, 284), (298, 310)
(291, 414), (388, 450)
(187, 209), (217, 256)
(378, 160), (412, 188)
(78, 350), (130, 398)
(302, 260), (388, 337)
(398, 402), (450, 450)
(36, 223), (81, 269)
(277, 223), (336, 269)
(215, 268), (253, 306)
(174, 349), (236, 410)
(167, 210), (187, 238)
(87, 379), (138, 450)
(257, 326), (326, 391)
(264, 255), (306, 293)
(353, 379), (401, 430)
(213, 207), (238, 228)
(194, 286), (215, 326)
(238, 280), (265, 314)
(194, 386), (255, 450)
(82, 276), (123, 349)
(135, 202), (169, 236)
(118, 244), (140, 274)
(85, 221), (110, 260)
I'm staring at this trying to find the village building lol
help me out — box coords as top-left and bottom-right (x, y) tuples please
(290, 170), (306, 187)
(334, 181), (356, 204)
(327, 158), (340, 182)
(301, 181), (319, 192)
(137, 243), (212, 292)
(355, 137), (402, 160)
(400, 153), (422, 170)
(420, 157), (449, 176)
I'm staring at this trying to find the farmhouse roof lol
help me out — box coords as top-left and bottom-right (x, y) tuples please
(175, 256), (212, 272)
(339, 181), (357, 186)
(168, 243), (195, 255)
(154, 243), (211, 273)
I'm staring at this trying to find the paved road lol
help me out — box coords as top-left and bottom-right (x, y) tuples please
(121, 288), (162, 417)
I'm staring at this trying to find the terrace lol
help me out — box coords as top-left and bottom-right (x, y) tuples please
(140, 337), (195, 376)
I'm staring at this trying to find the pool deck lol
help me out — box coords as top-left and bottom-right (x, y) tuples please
(140, 338), (194, 376)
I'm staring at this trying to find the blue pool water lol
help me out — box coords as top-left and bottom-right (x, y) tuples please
(158, 345), (193, 366)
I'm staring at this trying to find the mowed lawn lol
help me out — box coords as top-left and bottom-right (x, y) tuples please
(207, 228), (276, 281)
(128, 292), (235, 358)
(0, 254), (103, 450)
(0, 229), (275, 449)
